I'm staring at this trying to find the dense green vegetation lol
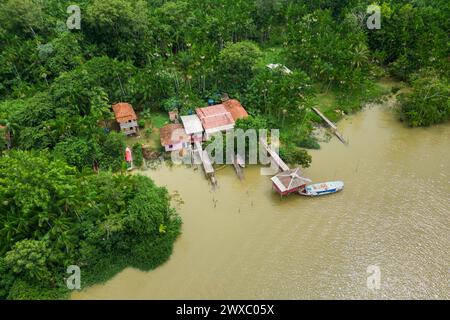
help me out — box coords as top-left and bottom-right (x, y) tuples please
(0, 151), (181, 299)
(398, 69), (449, 127)
(0, 0), (448, 299)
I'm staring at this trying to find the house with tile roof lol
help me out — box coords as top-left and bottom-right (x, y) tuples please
(195, 104), (235, 140)
(160, 123), (190, 152)
(112, 102), (139, 136)
(222, 99), (249, 121)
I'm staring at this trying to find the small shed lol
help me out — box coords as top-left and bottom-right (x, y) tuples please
(112, 103), (139, 136)
(180, 115), (203, 143)
(271, 168), (311, 196)
(160, 123), (190, 152)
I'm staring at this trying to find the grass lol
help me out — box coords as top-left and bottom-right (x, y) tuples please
(149, 112), (170, 129)
(124, 112), (169, 151)
(311, 80), (391, 123)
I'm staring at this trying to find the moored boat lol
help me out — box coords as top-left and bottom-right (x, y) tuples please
(298, 181), (344, 197)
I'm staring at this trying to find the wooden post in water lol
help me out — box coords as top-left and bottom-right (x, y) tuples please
(233, 154), (244, 180)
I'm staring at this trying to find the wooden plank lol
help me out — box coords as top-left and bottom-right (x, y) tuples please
(194, 141), (203, 159)
(270, 152), (289, 171)
(259, 138), (289, 171)
(312, 107), (337, 130)
(333, 131), (347, 144)
(201, 150), (214, 174)
(312, 107), (347, 144)
(192, 149), (202, 165)
(193, 141), (215, 177)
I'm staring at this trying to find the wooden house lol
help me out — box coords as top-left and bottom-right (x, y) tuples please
(112, 103), (139, 136)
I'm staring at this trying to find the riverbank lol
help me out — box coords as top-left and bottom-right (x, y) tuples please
(73, 101), (450, 300)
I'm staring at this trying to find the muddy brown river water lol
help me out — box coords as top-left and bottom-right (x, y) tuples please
(73, 102), (449, 299)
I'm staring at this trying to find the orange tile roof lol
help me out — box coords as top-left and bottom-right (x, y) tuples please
(196, 105), (234, 130)
(160, 124), (190, 146)
(112, 103), (137, 123)
(271, 168), (310, 193)
(222, 99), (248, 121)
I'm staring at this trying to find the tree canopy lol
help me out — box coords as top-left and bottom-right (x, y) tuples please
(0, 151), (181, 299)
(0, 0), (448, 299)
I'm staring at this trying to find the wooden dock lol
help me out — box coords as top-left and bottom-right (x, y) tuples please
(194, 141), (216, 185)
(201, 150), (214, 175)
(259, 138), (290, 172)
(312, 107), (347, 144)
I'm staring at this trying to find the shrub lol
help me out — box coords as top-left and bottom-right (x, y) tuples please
(391, 86), (401, 95)
(279, 145), (312, 168)
(132, 143), (144, 167)
(4, 240), (52, 282)
(0, 152), (182, 299)
(298, 136), (320, 150)
(54, 137), (93, 170)
(144, 128), (153, 138)
(398, 70), (450, 127)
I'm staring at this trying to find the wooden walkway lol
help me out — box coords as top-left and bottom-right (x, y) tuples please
(194, 141), (214, 175)
(312, 107), (347, 144)
(201, 150), (214, 175)
(259, 138), (290, 172)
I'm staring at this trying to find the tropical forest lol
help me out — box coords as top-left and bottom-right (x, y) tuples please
(0, 0), (448, 300)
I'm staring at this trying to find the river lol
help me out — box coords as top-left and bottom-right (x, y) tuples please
(73, 101), (449, 299)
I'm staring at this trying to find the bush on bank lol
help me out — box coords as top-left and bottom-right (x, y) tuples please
(0, 151), (181, 299)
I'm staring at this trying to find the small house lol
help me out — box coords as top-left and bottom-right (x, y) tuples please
(195, 104), (235, 140)
(180, 115), (203, 143)
(271, 168), (310, 196)
(160, 124), (190, 152)
(112, 103), (139, 136)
